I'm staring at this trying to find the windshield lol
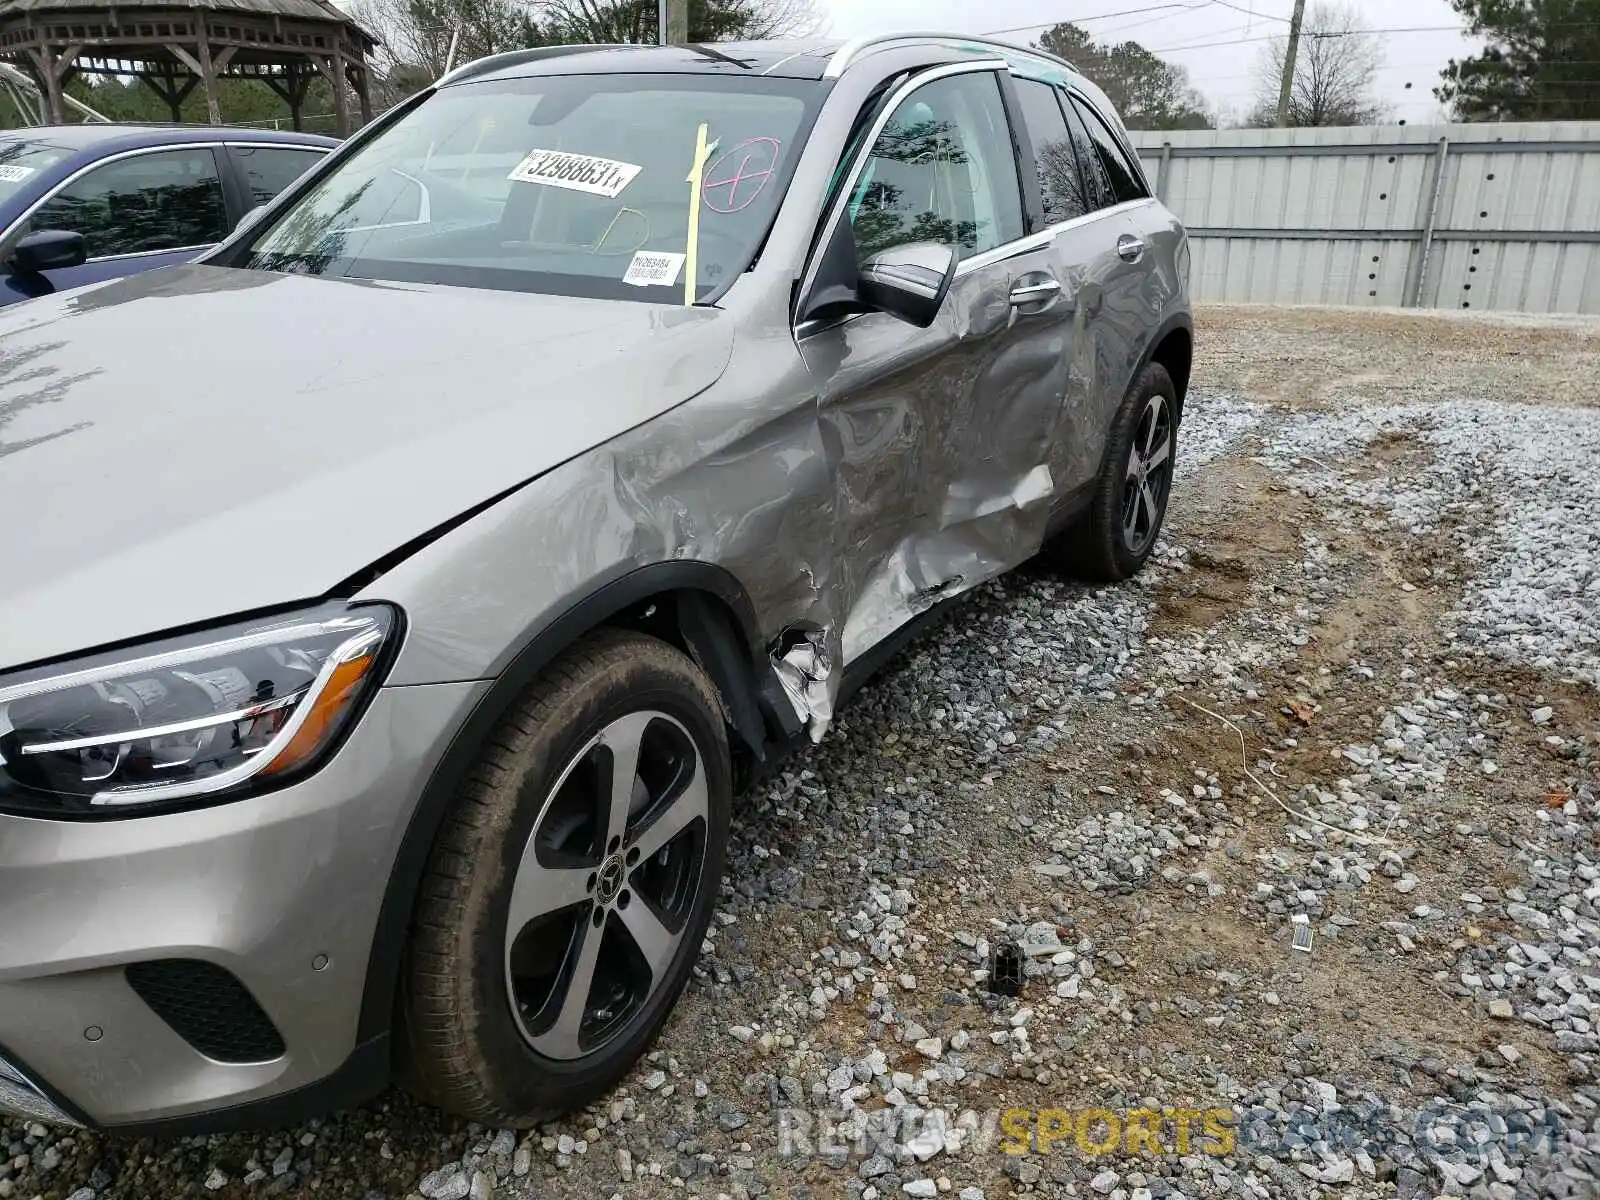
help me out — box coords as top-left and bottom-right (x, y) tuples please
(242, 72), (820, 302)
(0, 139), (71, 202)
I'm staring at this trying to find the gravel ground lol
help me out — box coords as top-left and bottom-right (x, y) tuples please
(4, 304), (1598, 1200)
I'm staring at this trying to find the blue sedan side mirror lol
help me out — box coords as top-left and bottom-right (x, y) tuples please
(10, 229), (88, 274)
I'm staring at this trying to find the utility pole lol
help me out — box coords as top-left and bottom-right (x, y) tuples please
(660, 0), (689, 44)
(1275, 0), (1308, 128)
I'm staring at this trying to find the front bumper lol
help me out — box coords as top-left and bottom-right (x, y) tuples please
(0, 680), (485, 1128)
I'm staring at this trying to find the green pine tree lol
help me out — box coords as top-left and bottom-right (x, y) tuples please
(1437, 0), (1600, 120)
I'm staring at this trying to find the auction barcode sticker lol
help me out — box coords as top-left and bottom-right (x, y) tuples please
(623, 251), (686, 288)
(0, 165), (34, 183)
(507, 149), (642, 198)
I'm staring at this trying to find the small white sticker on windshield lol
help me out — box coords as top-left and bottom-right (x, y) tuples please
(507, 149), (641, 198)
(623, 251), (686, 288)
(0, 165), (35, 183)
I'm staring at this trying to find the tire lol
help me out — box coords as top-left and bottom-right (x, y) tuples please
(400, 629), (731, 1126)
(1053, 362), (1179, 582)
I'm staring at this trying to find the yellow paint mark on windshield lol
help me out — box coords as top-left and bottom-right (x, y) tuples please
(683, 122), (715, 306)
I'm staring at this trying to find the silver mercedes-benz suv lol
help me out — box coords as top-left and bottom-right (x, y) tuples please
(0, 33), (1191, 1131)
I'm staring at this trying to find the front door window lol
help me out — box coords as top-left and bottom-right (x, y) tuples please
(24, 147), (227, 259)
(847, 71), (1026, 263)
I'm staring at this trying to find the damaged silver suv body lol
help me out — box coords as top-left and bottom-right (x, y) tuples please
(0, 34), (1190, 1131)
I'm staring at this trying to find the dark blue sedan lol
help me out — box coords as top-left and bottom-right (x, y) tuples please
(0, 124), (336, 306)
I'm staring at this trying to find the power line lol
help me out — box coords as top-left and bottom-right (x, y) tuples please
(1093, 4), (1218, 39)
(1210, 0), (1292, 22)
(982, 3), (1205, 38)
(1188, 57), (1600, 81)
(1150, 24), (1463, 53)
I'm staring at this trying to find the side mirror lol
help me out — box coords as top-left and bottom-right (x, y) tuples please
(857, 242), (957, 328)
(799, 218), (958, 330)
(9, 229), (87, 274)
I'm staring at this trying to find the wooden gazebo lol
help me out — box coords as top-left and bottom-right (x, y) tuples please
(0, 0), (376, 134)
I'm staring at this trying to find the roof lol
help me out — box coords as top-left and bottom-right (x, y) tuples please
(0, 123), (337, 151)
(446, 40), (846, 86)
(441, 34), (1082, 88)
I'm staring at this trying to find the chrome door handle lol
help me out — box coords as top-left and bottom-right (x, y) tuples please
(1008, 278), (1061, 305)
(1117, 235), (1147, 263)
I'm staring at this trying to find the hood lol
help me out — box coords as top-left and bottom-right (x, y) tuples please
(0, 265), (734, 672)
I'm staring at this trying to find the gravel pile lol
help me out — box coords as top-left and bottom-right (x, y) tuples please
(3, 323), (1597, 1200)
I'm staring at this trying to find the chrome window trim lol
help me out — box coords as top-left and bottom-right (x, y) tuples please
(824, 33), (1077, 80)
(223, 141), (331, 153)
(85, 243), (214, 265)
(0, 141), (229, 255)
(796, 195), (1155, 341)
(795, 58), (1013, 324)
(954, 197), (1156, 277)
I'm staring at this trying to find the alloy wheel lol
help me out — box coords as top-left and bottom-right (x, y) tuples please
(504, 709), (708, 1060)
(1121, 391), (1173, 556)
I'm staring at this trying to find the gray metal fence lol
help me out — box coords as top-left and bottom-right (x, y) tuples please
(1129, 122), (1600, 314)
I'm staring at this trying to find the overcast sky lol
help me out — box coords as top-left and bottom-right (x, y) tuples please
(815, 0), (1477, 124)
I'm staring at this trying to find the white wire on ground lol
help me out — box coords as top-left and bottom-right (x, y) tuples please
(1176, 694), (1394, 847)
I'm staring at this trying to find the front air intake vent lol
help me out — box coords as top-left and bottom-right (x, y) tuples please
(125, 959), (286, 1064)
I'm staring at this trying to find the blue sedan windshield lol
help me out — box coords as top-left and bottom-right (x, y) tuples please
(0, 138), (72, 203)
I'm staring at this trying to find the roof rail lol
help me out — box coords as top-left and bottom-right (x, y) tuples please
(822, 32), (1077, 79)
(435, 43), (621, 87)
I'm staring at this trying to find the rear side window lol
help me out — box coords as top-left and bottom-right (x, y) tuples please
(1059, 94), (1113, 212)
(232, 145), (327, 206)
(1067, 95), (1149, 206)
(1010, 78), (1088, 227)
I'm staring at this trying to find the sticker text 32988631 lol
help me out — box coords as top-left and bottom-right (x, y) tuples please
(506, 149), (643, 199)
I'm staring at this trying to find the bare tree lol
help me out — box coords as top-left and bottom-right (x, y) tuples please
(540, 0), (819, 42)
(357, 0), (821, 87)
(1250, 1), (1386, 127)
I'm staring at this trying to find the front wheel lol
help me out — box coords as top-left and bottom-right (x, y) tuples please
(1052, 362), (1179, 581)
(400, 630), (730, 1126)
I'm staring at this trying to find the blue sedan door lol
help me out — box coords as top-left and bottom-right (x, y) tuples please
(3, 145), (229, 302)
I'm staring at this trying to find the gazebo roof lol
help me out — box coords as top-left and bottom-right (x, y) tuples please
(0, 0), (377, 134)
(0, 0), (354, 21)
(0, 0), (377, 46)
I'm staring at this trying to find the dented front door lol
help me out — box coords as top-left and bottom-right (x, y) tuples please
(796, 65), (1073, 667)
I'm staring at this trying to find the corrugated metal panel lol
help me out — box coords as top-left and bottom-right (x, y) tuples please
(1132, 121), (1600, 314)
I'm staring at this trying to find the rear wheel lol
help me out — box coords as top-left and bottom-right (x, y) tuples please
(401, 630), (730, 1126)
(1051, 362), (1178, 581)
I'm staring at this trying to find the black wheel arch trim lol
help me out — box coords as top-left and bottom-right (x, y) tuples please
(1094, 310), (1194, 483)
(1142, 311), (1194, 417)
(355, 560), (781, 1055)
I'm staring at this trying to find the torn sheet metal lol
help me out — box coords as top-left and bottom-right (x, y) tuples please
(838, 462), (1057, 664)
(771, 631), (835, 742)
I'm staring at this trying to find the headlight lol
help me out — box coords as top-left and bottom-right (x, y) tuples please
(0, 604), (397, 817)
